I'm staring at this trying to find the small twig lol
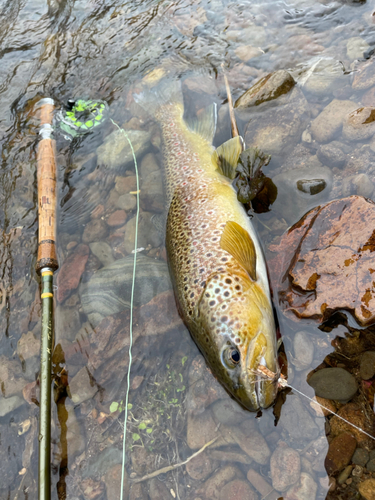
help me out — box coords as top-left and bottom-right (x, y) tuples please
(221, 63), (240, 140)
(131, 436), (218, 484)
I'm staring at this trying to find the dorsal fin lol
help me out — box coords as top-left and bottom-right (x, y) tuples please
(185, 103), (217, 143)
(212, 136), (243, 180)
(220, 221), (257, 281)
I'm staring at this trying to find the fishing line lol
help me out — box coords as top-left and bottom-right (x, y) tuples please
(284, 381), (375, 441)
(110, 119), (140, 499)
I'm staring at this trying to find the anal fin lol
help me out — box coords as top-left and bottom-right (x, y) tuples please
(220, 220), (257, 280)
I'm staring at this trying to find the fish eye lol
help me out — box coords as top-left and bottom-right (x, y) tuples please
(223, 347), (240, 368)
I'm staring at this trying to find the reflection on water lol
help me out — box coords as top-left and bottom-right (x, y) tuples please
(1, 0), (375, 499)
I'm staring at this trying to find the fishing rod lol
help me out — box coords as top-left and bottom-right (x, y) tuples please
(36, 97), (59, 500)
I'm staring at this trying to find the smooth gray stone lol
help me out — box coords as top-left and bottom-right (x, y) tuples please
(279, 395), (319, 445)
(81, 446), (122, 478)
(308, 367), (358, 402)
(80, 255), (172, 327)
(0, 395), (24, 417)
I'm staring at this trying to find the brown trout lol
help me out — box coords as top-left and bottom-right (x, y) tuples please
(136, 78), (279, 411)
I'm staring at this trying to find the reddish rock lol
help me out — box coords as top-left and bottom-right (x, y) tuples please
(107, 210), (127, 227)
(57, 244), (89, 303)
(269, 196), (375, 326)
(104, 465), (129, 500)
(325, 432), (357, 474)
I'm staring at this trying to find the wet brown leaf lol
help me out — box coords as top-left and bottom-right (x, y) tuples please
(269, 196), (375, 326)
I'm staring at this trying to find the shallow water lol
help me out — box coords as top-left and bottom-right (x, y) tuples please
(1, 0), (375, 499)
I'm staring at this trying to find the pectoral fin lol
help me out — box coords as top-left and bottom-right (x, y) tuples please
(220, 221), (257, 280)
(212, 136), (243, 180)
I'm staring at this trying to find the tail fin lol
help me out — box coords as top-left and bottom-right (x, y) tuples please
(133, 74), (183, 118)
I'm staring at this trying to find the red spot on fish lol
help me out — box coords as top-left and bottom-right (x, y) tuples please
(174, 142), (179, 146)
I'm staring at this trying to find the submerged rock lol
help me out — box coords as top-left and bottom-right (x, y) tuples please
(317, 141), (347, 168)
(310, 99), (358, 143)
(243, 87), (309, 157)
(342, 107), (375, 142)
(308, 368), (358, 401)
(234, 70), (296, 109)
(285, 473), (317, 500)
(270, 444), (301, 492)
(299, 57), (344, 96)
(57, 244), (89, 303)
(269, 196), (375, 326)
(219, 480), (257, 500)
(97, 129), (151, 171)
(80, 255), (172, 327)
(352, 57), (375, 91)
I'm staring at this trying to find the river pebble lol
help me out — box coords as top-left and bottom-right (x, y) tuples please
(352, 448), (370, 467)
(292, 331), (314, 371)
(234, 69), (295, 109)
(140, 153), (160, 178)
(285, 472), (317, 500)
(115, 175), (137, 195)
(89, 242), (114, 267)
(352, 57), (375, 90)
(57, 243), (90, 303)
(342, 107), (375, 141)
(347, 37), (370, 60)
(116, 193), (137, 211)
(279, 395), (319, 444)
(82, 219), (109, 244)
(247, 469), (276, 499)
(97, 129), (151, 170)
(244, 87), (309, 157)
(185, 451), (214, 480)
(148, 478), (174, 500)
(211, 398), (247, 426)
(358, 478), (375, 500)
(301, 58), (344, 96)
(317, 141), (347, 168)
(310, 99), (358, 143)
(186, 410), (218, 450)
(68, 366), (98, 404)
(270, 443), (301, 492)
(325, 432), (357, 474)
(307, 367), (358, 401)
(123, 211), (162, 254)
(129, 483), (148, 500)
(140, 170), (164, 213)
(360, 350), (375, 381)
(107, 210), (127, 227)
(17, 331), (40, 361)
(219, 480), (257, 500)
(197, 465), (242, 500)
(222, 421), (271, 465)
(0, 395), (24, 417)
(104, 465), (129, 500)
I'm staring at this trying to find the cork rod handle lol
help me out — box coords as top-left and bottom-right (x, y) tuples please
(36, 99), (58, 273)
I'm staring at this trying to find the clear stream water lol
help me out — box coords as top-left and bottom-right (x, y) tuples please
(1, 0), (375, 499)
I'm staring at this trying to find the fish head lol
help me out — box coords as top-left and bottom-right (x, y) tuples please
(196, 270), (279, 411)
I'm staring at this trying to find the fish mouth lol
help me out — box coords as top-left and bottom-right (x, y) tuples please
(239, 336), (279, 411)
